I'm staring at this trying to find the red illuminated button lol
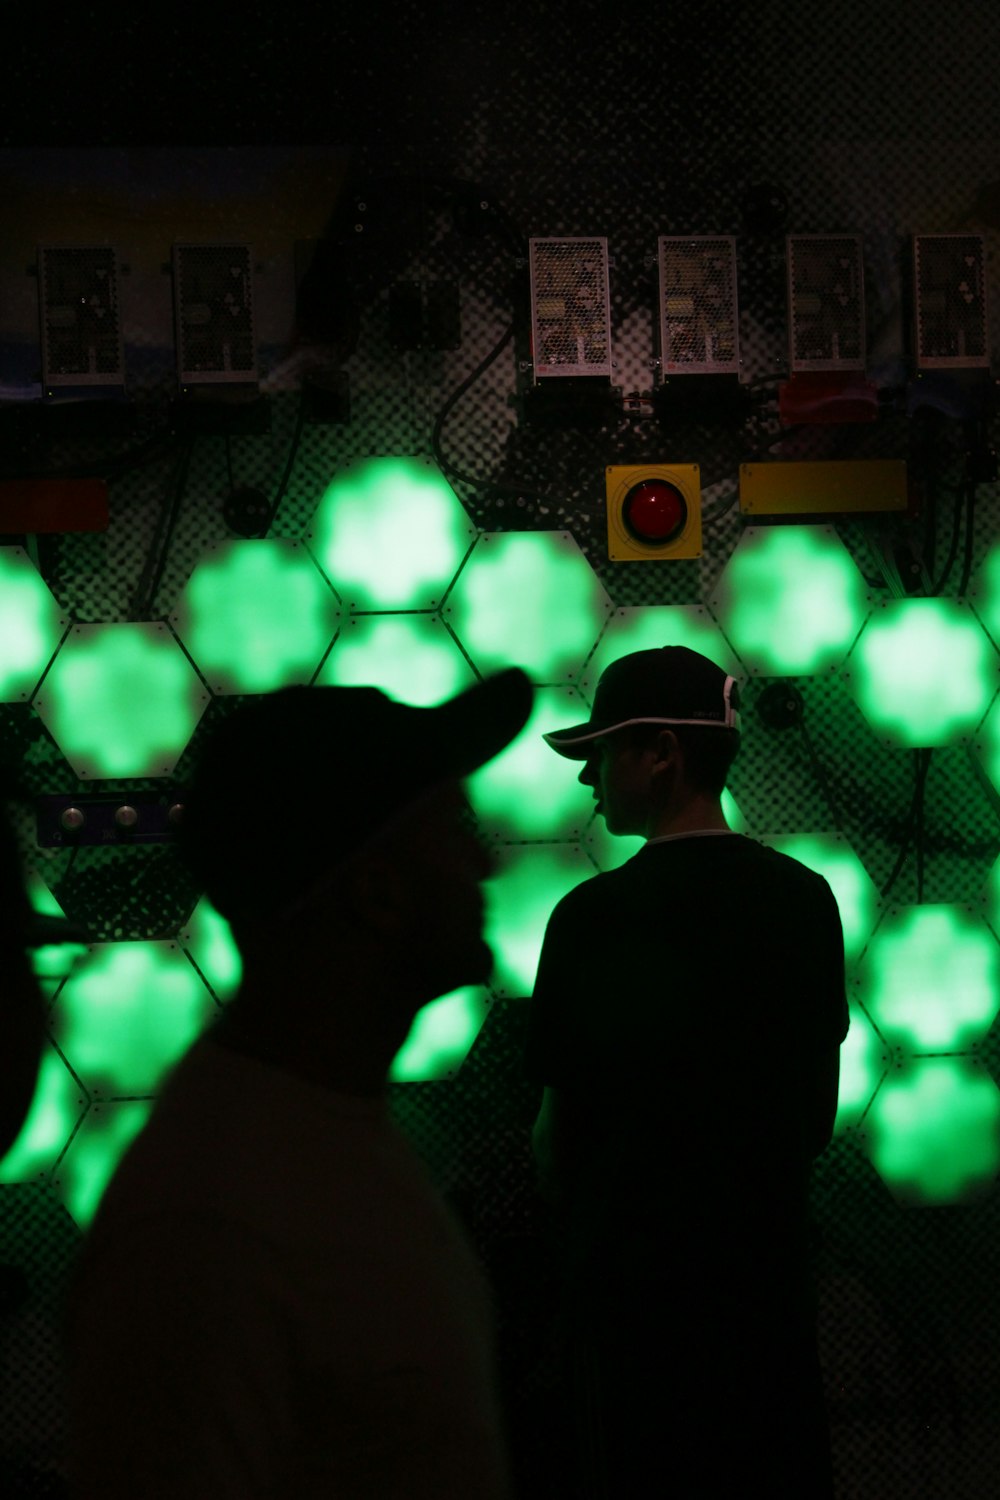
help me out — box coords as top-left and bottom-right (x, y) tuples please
(622, 479), (687, 544)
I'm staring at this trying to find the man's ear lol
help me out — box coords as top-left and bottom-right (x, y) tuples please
(653, 728), (681, 766)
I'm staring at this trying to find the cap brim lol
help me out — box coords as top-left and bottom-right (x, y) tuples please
(542, 722), (609, 759)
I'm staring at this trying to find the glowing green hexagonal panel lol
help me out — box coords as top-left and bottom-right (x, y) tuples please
(858, 904), (1000, 1054)
(179, 897), (243, 1002)
(583, 790), (746, 872)
(446, 531), (612, 682)
(581, 605), (739, 702)
(845, 598), (998, 748)
(834, 1001), (885, 1133)
(33, 623), (210, 778)
(316, 612), (477, 704)
(25, 869), (88, 987)
(307, 456), (476, 611)
(969, 539), (1000, 652)
(0, 1044), (87, 1182)
(54, 941), (217, 1096)
(55, 1100), (152, 1228)
(171, 539), (340, 695)
(759, 833), (879, 962)
(485, 844), (593, 996)
(390, 986), (492, 1082)
(0, 546), (67, 700)
(469, 686), (594, 840)
(864, 1057), (1000, 1204)
(710, 525), (868, 676)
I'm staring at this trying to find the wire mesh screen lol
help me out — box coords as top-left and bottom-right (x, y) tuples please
(38, 246), (123, 389)
(787, 235), (866, 371)
(657, 236), (739, 375)
(913, 234), (990, 370)
(528, 237), (612, 378)
(172, 244), (257, 384)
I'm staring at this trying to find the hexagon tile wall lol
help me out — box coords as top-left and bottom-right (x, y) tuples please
(3, 447), (999, 1231)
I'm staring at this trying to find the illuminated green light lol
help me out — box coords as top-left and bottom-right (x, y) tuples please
(34, 624), (210, 778)
(0, 547), (65, 700)
(172, 540), (339, 695)
(55, 942), (216, 1095)
(584, 789), (746, 872)
(0, 1045), (86, 1182)
(485, 845), (593, 995)
(860, 905), (999, 1052)
(834, 1002), (884, 1132)
(469, 686), (594, 840)
(446, 532), (611, 681)
(56, 1101), (151, 1228)
(974, 699), (1000, 810)
(847, 598), (997, 747)
(761, 834), (878, 961)
(711, 525), (868, 675)
(970, 540), (1000, 648)
(26, 869), (87, 983)
(308, 456), (476, 610)
(864, 1058), (1000, 1203)
(582, 605), (738, 701)
(317, 612), (477, 704)
(391, 986), (490, 1081)
(180, 898), (242, 1002)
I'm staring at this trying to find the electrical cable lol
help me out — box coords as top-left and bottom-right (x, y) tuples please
(129, 436), (194, 620)
(797, 720), (846, 835)
(931, 484), (968, 596)
(262, 390), (308, 533)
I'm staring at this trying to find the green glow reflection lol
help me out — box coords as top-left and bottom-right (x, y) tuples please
(485, 845), (593, 995)
(391, 987), (490, 1081)
(447, 532), (610, 680)
(26, 870), (87, 982)
(582, 606), (736, 702)
(181, 898), (242, 1002)
(762, 834), (877, 961)
(56, 942), (216, 1094)
(865, 1057), (1000, 1203)
(862, 905), (999, 1052)
(175, 540), (339, 694)
(834, 1002), (883, 1132)
(0, 547), (64, 700)
(713, 525), (867, 675)
(309, 457), (475, 610)
(0, 1046), (85, 1181)
(849, 599), (996, 747)
(470, 686), (594, 840)
(317, 613), (477, 704)
(57, 1101), (151, 1228)
(35, 624), (208, 778)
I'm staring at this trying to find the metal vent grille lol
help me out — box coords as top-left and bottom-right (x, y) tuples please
(528, 237), (612, 378)
(787, 235), (866, 372)
(657, 236), (739, 375)
(38, 245), (125, 388)
(173, 243), (257, 384)
(913, 233), (989, 369)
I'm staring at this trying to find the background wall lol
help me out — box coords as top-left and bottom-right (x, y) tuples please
(4, 3), (1000, 1495)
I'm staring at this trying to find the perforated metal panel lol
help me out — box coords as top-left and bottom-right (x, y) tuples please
(172, 243), (257, 385)
(38, 245), (124, 389)
(787, 235), (866, 372)
(528, 237), (612, 378)
(913, 233), (989, 369)
(657, 236), (739, 375)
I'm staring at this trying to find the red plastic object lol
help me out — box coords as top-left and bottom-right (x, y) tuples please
(778, 373), (879, 425)
(622, 479), (687, 542)
(0, 478), (109, 533)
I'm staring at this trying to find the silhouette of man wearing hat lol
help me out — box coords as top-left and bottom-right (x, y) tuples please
(525, 646), (848, 1498)
(69, 670), (533, 1500)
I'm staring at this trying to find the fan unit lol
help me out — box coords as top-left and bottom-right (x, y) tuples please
(173, 243), (258, 385)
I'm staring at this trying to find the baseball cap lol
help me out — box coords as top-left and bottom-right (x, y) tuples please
(176, 668), (533, 924)
(544, 646), (740, 759)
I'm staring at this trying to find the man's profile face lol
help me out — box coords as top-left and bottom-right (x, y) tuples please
(390, 779), (496, 997)
(577, 733), (653, 837)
